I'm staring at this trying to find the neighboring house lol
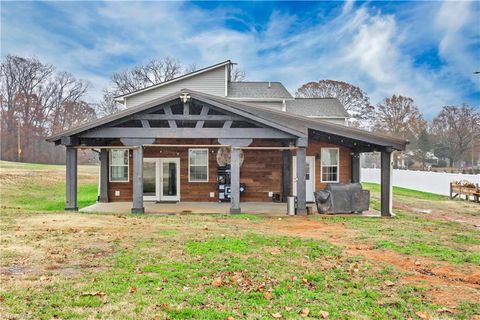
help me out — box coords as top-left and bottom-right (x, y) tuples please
(48, 60), (407, 216)
(114, 60), (349, 125)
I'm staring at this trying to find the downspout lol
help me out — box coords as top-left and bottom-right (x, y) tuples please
(282, 99), (286, 112)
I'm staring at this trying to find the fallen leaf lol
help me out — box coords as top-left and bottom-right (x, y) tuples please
(272, 313), (282, 319)
(212, 277), (223, 287)
(129, 287), (137, 294)
(284, 306), (292, 311)
(155, 287), (163, 291)
(227, 317), (235, 320)
(263, 292), (272, 300)
(320, 310), (329, 318)
(436, 307), (453, 314)
(415, 311), (428, 319)
(81, 291), (106, 297)
(300, 308), (310, 317)
(384, 280), (395, 287)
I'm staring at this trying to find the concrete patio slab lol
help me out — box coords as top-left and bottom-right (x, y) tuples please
(80, 201), (382, 217)
(80, 201), (289, 215)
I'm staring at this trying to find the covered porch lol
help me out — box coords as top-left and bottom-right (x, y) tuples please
(47, 90), (407, 217)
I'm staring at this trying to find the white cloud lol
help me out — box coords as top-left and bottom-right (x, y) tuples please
(2, 1), (478, 116)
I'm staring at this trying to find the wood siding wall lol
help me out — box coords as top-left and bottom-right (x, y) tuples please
(126, 66), (226, 108)
(302, 139), (352, 191)
(107, 138), (352, 202)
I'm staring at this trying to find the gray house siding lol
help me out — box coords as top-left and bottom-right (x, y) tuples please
(126, 66), (226, 108)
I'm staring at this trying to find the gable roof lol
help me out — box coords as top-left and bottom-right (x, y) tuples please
(47, 88), (407, 150)
(227, 82), (293, 100)
(193, 91), (406, 150)
(286, 98), (349, 118)
(114, 60), (231, 101)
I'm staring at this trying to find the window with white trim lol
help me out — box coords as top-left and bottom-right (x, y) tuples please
(110, 149), (129, 182)
(188, 149), (209, 182)
(321, 148), (339, 183)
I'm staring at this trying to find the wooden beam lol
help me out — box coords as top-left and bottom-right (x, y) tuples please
(380, 150), (393, 217)
(134, 114), (243, 121)
(296, 146), (307, 215)
(163, 105), (176, 128)
(282, 149), (291, 202)
(65, 147), (78, 211)
(143, 144), (228, 148)
(131, 146), (144, 214)
(99, 149), (109, 203)
(230, 147), (241, 214)
(80, 127), (295, 139)
(223, 120), (232, 129)
(200, 105), (209, 116)
(351, 152), (360, 183)
(234, 146), (296, 150)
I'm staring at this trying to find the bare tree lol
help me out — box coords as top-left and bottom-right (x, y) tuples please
(230, 66), (246, 81)
(373, 95), (426, 168)
(184, 63), (197, 74)
(110, 57), (183, 96)
(411, 128), (433, 170)
(100, 57), (184, 115)
(96, 89), (123, 117)
(374, 95), (426, 139)
(0, 55), (93, 163)
(431, 104), (480, 167)
(295, 80), (374, 125)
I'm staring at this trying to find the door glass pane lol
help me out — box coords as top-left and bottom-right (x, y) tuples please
(143, 162), (156, 196)
(163, 162), (177, 196)
(305, 161), (310, 181)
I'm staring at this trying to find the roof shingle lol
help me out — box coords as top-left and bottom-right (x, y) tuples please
(286, 98), (349, 118)
(227, 82), (293, 99)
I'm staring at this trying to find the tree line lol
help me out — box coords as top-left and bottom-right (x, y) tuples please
(1, 54), (478, 169)
(296, 81), (480, 170)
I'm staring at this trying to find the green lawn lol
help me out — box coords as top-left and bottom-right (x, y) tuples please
(0, 161), (479, 319)
(361, 182), (448, 201)
(0, 160), (98, 212)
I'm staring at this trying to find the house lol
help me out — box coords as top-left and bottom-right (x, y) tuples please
(47, 60), (407, 216)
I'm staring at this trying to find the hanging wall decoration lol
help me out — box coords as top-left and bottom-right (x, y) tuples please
(216, 147), (244, 167)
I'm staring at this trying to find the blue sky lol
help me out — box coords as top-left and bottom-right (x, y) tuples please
(1, 1), (479, 118)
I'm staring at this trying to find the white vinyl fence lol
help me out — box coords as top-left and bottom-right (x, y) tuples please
(361, 168), (480, 196)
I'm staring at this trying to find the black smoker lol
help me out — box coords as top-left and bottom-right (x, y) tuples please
(217, 165), (246, 202)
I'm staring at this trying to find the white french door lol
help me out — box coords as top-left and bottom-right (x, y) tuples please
(143, 158), (180, 202)
(292, 156), (316, 202)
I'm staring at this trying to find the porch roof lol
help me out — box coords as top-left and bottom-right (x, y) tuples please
(46, 89), (407, 151)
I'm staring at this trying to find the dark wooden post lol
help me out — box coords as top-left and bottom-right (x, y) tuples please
(131, 146), (144, 214)
(99, 148), (109, 203)
(65, 146), (78, 211)
(351, 152), (360, 183)
(296, 146), (307, 215)
(282, 149), (291, 202)
(380, 150), (393, 217)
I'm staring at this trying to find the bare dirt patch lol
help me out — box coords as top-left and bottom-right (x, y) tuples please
(0, 213), (157, 282)
(393, 198), (480, 227)
(229, 216), (480, 308)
